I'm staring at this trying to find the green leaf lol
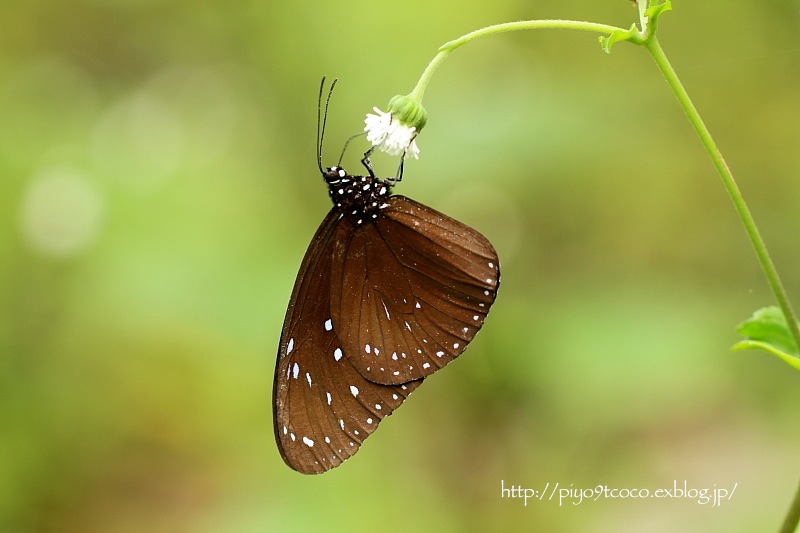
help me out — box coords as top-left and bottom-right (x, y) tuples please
(598, 1), (672, 53)
(599, 24), (640, 54)
(646, 0), (673, 20)
(644, 0), (673, 37)
(732, 306), (800, 371)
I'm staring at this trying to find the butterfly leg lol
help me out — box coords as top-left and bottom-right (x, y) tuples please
(391, 154), (405, 184)
(387, 131), (416, 184)
(361, 147), (376, 177)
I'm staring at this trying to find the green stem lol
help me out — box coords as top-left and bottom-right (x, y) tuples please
(643, 37), (800, 351)
(409, 20), (621, 102)
(410, 21), (800, 352)
(646, 34), (800, 533)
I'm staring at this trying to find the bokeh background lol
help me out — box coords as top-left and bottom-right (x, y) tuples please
(2, 1), (799, 531)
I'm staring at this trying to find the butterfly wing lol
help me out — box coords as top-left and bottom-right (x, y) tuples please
(330, 195), (500, 385)
(273, 210), (423, 474)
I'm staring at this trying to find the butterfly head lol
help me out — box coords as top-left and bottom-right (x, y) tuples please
(322, 165), (348, 185)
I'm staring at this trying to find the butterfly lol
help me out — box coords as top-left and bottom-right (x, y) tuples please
(273, 79), (500, 474)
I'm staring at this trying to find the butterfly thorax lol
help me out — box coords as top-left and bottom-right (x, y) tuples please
(323, 166), (393, 223)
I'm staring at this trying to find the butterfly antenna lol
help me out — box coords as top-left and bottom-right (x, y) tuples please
(317, 77), (337, 174)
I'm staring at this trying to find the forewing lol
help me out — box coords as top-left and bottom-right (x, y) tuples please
(331, 196), (500, 385)
(273, 210), (423, 475)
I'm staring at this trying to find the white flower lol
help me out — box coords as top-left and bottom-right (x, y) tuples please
(364, 107), (420, 159)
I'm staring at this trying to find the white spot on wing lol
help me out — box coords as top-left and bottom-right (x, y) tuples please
(365, 343), (371, 354)
(324, 319), (333, 331)
(303, 436), (314, 447)
(326, 392), (332, 405)
(292, 363), (299, 379)
(350, 385), (359, 397)
(334, 348), (343, 361)
(306, 372), (312, 386)
(423, 362), (430, 369)
(287, 338), (294, 354)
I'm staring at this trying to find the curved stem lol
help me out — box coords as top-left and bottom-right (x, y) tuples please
(409, 20), (621, 102)
(644, 34), (800, 533)
(644, 36), (800, 349)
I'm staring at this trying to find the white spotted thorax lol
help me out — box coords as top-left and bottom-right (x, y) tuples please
(364, 107), (421, 159)
(323, 166), (392, 224)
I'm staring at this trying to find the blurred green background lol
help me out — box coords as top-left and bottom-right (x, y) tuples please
(2, 1), (799, 531)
